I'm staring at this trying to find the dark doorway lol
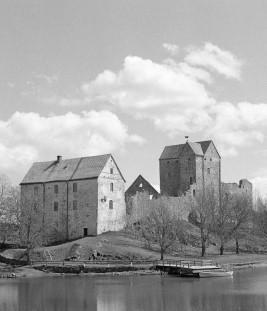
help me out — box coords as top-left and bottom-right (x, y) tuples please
(83, 228), (88, 237)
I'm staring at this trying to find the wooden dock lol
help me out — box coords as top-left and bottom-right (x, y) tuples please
(155, 260), (223, 277)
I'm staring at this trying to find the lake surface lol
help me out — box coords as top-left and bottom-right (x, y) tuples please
(1, 267), (267, 311)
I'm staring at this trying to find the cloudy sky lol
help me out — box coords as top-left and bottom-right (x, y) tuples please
(0, 0), (267, 196)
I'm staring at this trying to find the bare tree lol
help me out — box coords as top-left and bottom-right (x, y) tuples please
(230, 192), (252, 254)
(0, 175), (20, 247)
(137, 196), (185, 260)
(20, 193), (43, 263)
(189, 186), (218, 257)
(212, 186), (233, 255)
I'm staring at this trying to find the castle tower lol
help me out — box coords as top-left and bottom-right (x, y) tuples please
(159, 140), (221, 198)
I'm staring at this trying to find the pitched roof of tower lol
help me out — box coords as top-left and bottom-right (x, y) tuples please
(21, 154), (125, 184)
(160, 140), (215, 159)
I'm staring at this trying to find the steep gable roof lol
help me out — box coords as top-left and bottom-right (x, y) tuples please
(21, 154), (112, 184)
(160, 140), (219, 159)
(125, 174), (159, 197)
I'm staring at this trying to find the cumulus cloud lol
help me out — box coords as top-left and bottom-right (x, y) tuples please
(185, 42), (242, 80)
(0, 111), (144, 183)
(60, 42), (267, 156)
(82, 55), (214, 110)
(162, 43), (179, 56)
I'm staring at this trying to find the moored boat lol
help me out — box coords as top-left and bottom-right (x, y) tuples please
(197, 270), (233, 278)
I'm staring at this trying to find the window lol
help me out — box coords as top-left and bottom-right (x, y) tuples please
(73, 200), (77, 210)
(34, 202), (38, 212)
(110, 168), (113, 174)
(210, 158), (212, 161)
(34, 186), (38, 196)
(110, 183), (114, 192)
(54, 184), (58, 194)
(193, 189), (196, 197)
(54, 201), (58, 212)
(207, 168), (210, 174)
(139, 183), (143, 188)
(73, 183), (77, 192)
(109, 200), (113, 209)
(190, 177), (193, 185)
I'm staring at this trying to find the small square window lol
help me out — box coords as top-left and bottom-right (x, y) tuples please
(73, 200), (77, 210)
(109, 200), (113, 209)
(110, 168), (113, 174)
(54, 201), (58, 212)
(54, 185), (58, 194)
(110, 183), (114, 192)
(73, 183), (77, 192)
(34, 186), (38, 196)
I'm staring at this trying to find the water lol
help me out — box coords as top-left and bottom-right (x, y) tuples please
(1, 267), (267, 311)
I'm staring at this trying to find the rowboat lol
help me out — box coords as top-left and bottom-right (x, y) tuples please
(197, 270), (233, 278)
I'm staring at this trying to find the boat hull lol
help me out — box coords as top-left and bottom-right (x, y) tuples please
(198, 271), (233, 278)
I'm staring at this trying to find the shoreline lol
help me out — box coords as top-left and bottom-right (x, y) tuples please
(1, 260), (267, 279)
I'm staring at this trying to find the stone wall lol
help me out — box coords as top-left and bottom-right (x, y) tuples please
(159, 158), (180, 196)
(97, 156), (126, 234)
(222, 179), (253, 202)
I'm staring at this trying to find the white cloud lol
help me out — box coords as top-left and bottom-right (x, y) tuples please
(0, 111), (145, 183)
(82, 55), (214, 110)
(57, 42), (267, 156)
(185, 42), (242, 80)
(162, 43), (179, 56)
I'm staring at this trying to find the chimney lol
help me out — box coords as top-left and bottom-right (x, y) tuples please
(185, 136), (189, 142)
(57, 155), (62, 162)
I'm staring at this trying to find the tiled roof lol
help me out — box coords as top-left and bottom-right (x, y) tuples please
(159, 144), (185, 159)
(21, 154), (111, 184)
(160, 140), (213, 159)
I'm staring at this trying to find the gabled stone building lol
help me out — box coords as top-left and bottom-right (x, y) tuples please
(159, 140), (221, 198)
(125, 174), (159, 202)
(20, 154), (126, 244)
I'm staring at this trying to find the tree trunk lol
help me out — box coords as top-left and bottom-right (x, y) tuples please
(160, 248), (164, 260)
(201, 241), (206, 257)
(201, 228), (206, 257)
(235, 238), (239, 254)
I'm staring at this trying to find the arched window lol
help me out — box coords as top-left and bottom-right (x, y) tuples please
(109, 200), (113, 209)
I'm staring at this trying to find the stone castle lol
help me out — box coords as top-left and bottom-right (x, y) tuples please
(20, 139), (252, 244)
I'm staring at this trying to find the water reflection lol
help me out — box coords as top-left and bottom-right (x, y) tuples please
(0, 267), (267, 311)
